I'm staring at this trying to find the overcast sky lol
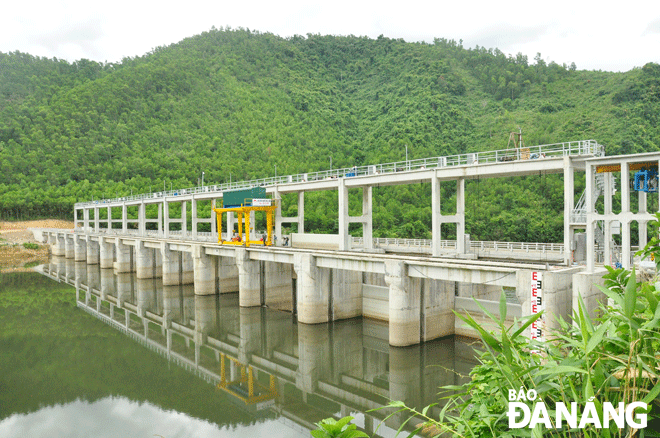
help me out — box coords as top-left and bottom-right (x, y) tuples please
(2, 0), (659, 72)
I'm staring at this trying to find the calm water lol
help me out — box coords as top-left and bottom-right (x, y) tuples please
(0, 257), (477, 437)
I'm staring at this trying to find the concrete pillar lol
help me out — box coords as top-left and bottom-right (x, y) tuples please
(100, 238), (114, 269)
(431, 175), (442, 257)
(74, 235), (86, 262)
(86, 239), (99, 265)
(362, 187), (373, 250)
(107, 206), (112, 231)
(604, 173), (613, 266)
(456, 178), (466, 254)
(385, 260), (420, 347)
(563, 158), (574, 265)
(572, 268), (607, 321)
(64, 235), (74, 258)
(181, 201), (187, 238)
(639, 190), (648, 249)
(293, 252), (327, 324)
(622, 220), (632, 269)
(298, 191), (305, 234)
(122, 205), (128, 233)
(192, 244), (216, 295)
(136, 240), (154, 279)
(191, 198), (198, 240)
(338, 178), (349, 251)
(163, 201), (170, 238)
(83, 209), (90, 233)
(236, 248), (261, 307)
(114, 238), (132, 273)
(161, 243), (180, 286)
(274, 187), (282, 242)
(94, 207), (100, 233)
(226, 212), (235, 240)
(138, 203), (146, 236)
(586, 163), (595, 271)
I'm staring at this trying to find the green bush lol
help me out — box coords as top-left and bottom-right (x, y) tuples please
(22, 242), (40, 250)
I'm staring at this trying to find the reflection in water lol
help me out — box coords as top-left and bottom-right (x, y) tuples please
(40, 257), (478, 436)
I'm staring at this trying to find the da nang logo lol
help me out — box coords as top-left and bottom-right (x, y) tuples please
(507, 388), (648, 429)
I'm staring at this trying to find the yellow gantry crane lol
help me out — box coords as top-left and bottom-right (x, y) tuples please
(212, 187), (278, 247)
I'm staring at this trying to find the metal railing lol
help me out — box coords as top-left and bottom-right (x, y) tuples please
(75, 140), (604, 208)
(352, 237), (564, 255)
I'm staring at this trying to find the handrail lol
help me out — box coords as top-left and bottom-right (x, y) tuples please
(75, 140), (604, 208)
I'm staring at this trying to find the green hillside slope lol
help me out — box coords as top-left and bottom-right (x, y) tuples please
(1, 28), (658, 242)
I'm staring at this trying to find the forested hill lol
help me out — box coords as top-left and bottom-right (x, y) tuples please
(1, 28), (659, 242)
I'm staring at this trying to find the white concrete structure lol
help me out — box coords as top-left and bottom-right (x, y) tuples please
(38, 140), (660, 347)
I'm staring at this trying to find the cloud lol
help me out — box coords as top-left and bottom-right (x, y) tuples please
(467, 23), (553, 53)
(643, 17), (660, 35)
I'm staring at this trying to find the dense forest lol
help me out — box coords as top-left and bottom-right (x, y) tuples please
(1, 28), (659, 242)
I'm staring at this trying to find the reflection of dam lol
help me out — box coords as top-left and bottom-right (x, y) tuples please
(41, 258), (478, 435)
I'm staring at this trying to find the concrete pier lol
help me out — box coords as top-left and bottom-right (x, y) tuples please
(236, 248), (261, 307)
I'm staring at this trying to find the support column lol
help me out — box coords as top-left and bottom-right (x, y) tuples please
(456, 178), (466, 254)
(431, 175), (442, 256)
(193, 244), (216, 295)
(621, 163), (631, 269)
(122, 205), (128, 233)
(94, 207), (100, 233)
(136, 240), (154, 279)
(226, 211), (235, 240)
(563, 158), (574, 265)
(86, 239), (99, 265)
(100, 238), (114, 269)
(293, 252), (326, 324)
(385, 260), (420, 347)
(83, 209), (90, 233)
(604, 172), (613, 266)
(161, 242), (180, 285)
(298, 191), (305, 234)
(64, 235), (74, 258)
(639, 190), (648, 249)
(191, 198), (198, 240)
(115, 238), (132, 273)
(274, 187), (282, 243)
(586, 163), (595, 272)
(163, 201), (170, 238)
(338, 178), (349, 251)
(107, 206), (112, 231)
(138, 203), (146, 236)
(362, 186), (373, 250)
(74, 235), (86, 262)
(181, 201), (187, 238)
(236, 248), (261, 307)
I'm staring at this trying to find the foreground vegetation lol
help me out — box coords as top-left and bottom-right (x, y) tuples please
(2, 28), (660, 242)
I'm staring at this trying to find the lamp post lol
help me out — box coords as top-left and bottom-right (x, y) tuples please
(202, 171), (205, 188)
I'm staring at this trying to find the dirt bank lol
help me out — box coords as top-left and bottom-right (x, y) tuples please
(0, 219), (73, 273)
